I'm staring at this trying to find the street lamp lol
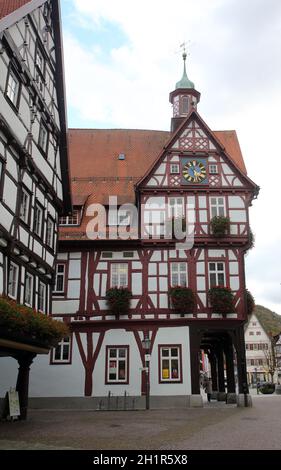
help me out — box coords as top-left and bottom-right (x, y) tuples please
(141, 335), (151, 410)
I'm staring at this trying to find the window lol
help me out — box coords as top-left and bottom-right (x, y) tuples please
(168, 197), (184, 218)
(38, 121), (48, 153)
(118, 210), (131, 226)
(19, 188), (30, 224)
(256, 331), (261, 336)
(34, 203), (43, 237)
(171, 164), (180, 174)
(171, 262), (187, 287)
(249, 344), (253, 350)
(8, 262), (19, 299)
(246, 344), (249, 350)
(101, 252), (113, 259)
(182, 96), (189, 114)
(258, 359), (264, 366)
(53, 337), (71, 363)
(24, 273), (33, 307)
(252, 322), (257, 326)
(35, 46), (45, 75)
(249, 332), (254, 336)
(111, 263), (128, 288)
(209, 262), (225, 287)
(209, 164), (218, 175)
(59, 209), (80, 226)
(6, 69), (20, 107)
(159, 346), (181, 382)
(106, 347), (128, 383)
(210, 197), (225, 218)
(54, 264), (65, 293)
(46, 216), (54, 248)
(38, 281), (46, 312)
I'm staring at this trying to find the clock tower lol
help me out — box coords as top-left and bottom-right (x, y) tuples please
(169, 52), (201, 133)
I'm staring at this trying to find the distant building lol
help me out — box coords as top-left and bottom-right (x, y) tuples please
(245, 313), (272, 384)
(273, 334), (281, 383)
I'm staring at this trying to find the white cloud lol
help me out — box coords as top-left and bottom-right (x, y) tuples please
(61, 0), (281, 313)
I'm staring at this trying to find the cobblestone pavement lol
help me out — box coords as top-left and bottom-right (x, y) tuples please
(0, 395), (280, 450)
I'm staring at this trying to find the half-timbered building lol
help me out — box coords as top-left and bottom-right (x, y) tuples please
(0, 0), (71, 403)
(9, 47), (258, 407)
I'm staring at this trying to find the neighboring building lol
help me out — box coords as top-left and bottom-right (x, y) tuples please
(245, 313), (273, 385)
(0, 0), (71, 402)
(20, 51), (259, 409)
(273, 333), (281, 383)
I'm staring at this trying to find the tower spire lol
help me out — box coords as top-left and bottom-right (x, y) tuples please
(176, 49), (195, 90)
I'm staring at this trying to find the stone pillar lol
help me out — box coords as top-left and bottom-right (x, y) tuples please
(189, 328), (203, 407)
(224, 336), (236, 403)
(216, 346), (226, 401)
(208, 351), (218, 398)
(16, 353), (36, 420)
(233, 326), (252, 407)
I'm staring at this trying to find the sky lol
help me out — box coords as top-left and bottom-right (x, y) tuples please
(60, 0), (281, 315)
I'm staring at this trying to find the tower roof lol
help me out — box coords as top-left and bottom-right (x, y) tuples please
(175, 52), (195, 89)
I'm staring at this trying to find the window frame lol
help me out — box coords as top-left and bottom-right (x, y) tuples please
(8, 261), (19, 300)
(46, 215), (55, 249)
(209, 164), (218, 175)
(158, 344), (183, 384)
(105, 345), (129, 384)
(51, 335), (72, 365)
(35, 41), (46, 78)
(33, 201), (44, 238)
(38, 281), (46, 313)
(24, 272), (34, 307)
(170, 262), (188, 287)
(170, 163), (180, 175)
(19, 186), (31, 225)
(5, 66), (21, 109)
(38, 120), (49, 155)
(53, 263), (67, 294)
(208, 261), (226, 288)
(168, 197), (184, 218)
(210, 196), (226, 218)
(59, 209), (80, 226)
(110, 263), (128, 288)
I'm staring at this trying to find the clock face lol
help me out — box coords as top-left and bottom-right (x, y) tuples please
(182, 160), (207, 183)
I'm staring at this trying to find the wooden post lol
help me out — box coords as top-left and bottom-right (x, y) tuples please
(15, 353), (36, 420)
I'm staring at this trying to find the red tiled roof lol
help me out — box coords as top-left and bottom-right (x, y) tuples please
(0, 0), (32, 19)
(59, 127), (248, 240)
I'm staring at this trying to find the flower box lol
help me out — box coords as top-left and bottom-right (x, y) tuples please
(105, 287), (132, 317)
(169, 286), (196, 316)
(208, 286), (235, 314)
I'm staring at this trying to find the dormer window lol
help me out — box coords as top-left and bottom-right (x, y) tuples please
(209, 164), (218, 175)
(59, 209), (80, 226)
(171, 164), (179, 174)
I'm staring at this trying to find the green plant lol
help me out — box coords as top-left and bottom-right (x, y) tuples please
(169, 286), (196, 315)
(106, 287), (132, 316)
(208, 286), (235, 314)
(0, 296), (69, 347)
(246, 289), (255, 315)
(259, 383), (275, 394)
(210, 216), (230, 238)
